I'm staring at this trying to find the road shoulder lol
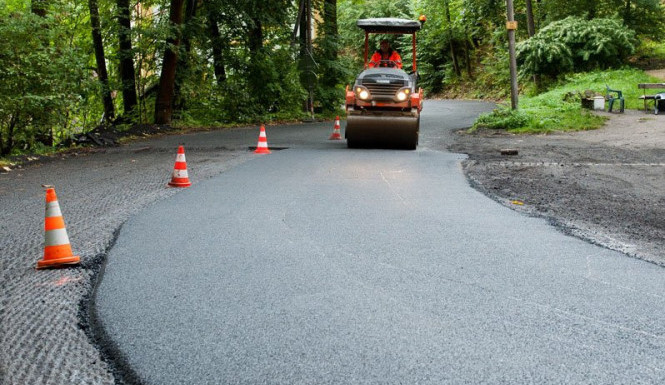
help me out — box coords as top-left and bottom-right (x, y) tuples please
(448, 109), (665, 265)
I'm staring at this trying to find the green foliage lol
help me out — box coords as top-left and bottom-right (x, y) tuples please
(1, 0), (665, 157)
(547, 68), (663, 110)
(539, 0), (665, 40)
(0, 11), (91, 155)
(174, 3), (307, 125)
(632, 38), (665, 68)
(517, 17), (636, 77)
(338, 0), (413, 73)
(474, 108), (530, 130)
(473, 69), (660, 133)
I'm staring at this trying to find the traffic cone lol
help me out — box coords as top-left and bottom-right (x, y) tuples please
(254, 124), (271, 154)
(168, 145), (192, 187)
(36, 187), (80, 269)
(329, 116), (342, 140)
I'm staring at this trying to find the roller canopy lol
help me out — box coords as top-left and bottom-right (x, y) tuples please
(356, 18), (422, 34)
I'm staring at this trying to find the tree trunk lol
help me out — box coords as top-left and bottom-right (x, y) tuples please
(323, 0), (337, 59)
(117, 0), (138, 116)
(444, 0), (460, 77)
(506, 0), (519, 110)
(31, 0), (48, 17)
(299, 0), (308, 58)
(248, 17), (263, 54)
(247, 15), (269, 111)
(586, 0), (597, 19)
(525, 0), (540, 89)
(31, 0), (49, 138)
(464, 34), (473, 80)
(298, 0), (310, 113)
(154, 0), (185, 125)
(321, 0), (338, 88)
(206, 4), (226, 85)
(89, 0), (115, 122)
(173, 0), (197, 115)
(2, 114), (17, 156)
(624, 0), (631, 27)
(525, 0), (536, 37)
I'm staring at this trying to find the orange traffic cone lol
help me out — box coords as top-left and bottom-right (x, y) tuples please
(168, 145), (192, 187)
(254, 124), (271, 154)
(36, 187), (80, 269)
(329, 116), (342, 140)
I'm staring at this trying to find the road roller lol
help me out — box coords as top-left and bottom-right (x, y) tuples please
(345, 17), (425, 150)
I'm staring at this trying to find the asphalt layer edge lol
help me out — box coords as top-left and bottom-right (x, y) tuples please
(78, 226), (147, 385)
(461, 160), (665, 269)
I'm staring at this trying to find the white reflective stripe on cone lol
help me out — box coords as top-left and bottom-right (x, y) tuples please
(176, 154), (186, 162)
(45, 202), (63, 218)
(45, 228), (70, 246)
(172, 169), (189, 178)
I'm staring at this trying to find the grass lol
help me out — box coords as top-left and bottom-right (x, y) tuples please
(632, 39), (665, 67)
(472, 68), (663, 133)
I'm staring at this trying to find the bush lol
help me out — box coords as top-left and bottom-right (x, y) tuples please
(517, 17), (636, 78)
(471, 69), (661, 134)
(0, 12), (89, 155)
(473, 108), (530, 130)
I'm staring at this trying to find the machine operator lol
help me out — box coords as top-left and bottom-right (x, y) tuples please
(369, 39), (402, 69)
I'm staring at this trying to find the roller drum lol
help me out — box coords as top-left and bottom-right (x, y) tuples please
(346, 115), (419, 150)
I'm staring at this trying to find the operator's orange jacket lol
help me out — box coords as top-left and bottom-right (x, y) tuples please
(369, 49), (402, 69)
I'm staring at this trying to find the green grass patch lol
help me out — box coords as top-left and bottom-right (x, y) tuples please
(633, 39), (665, 67)
(473, 68), (662, 133)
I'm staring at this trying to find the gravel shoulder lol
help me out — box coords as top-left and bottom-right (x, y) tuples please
(448, 109), (665, 265)
(0, 136), (255, 385)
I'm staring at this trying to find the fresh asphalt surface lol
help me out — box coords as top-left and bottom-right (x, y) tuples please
(95, 101), (665, 384)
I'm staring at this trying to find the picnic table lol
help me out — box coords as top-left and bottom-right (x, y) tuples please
(638, 83), (665, 114)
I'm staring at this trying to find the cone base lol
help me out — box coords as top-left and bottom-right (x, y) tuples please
(329, 134), (342, 140)
(36, 255), (81, 269)
(168, 181), (192, 187)
(254, 148), (271, 154)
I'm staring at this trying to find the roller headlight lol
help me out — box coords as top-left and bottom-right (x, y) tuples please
(395, 87), (411, 102)
(355, 86), (370, 100)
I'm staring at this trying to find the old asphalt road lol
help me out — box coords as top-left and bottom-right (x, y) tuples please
(93, 101), (665, 384)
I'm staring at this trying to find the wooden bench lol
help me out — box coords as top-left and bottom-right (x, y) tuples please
(638, 83), (665, 114)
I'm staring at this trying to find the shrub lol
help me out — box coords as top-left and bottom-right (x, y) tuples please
(0, 12), (89, 155)
(473, 108), (530, 130)
(517, 17), (636, 78)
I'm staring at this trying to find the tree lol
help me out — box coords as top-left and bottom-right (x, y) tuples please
(315, 0), (347, 111)
(205, 2), (226, 85)
(89, 0), (115, 122)
(31, 0), (48, 17)
(173, 0), (199, 115)
(444, 0), (461, 77)
(154, 0), (185, 125)
(525, 0), (536, 37)
(0, 12), (88, 154)
(517, 16), (636, 77)
(117, 0), (138, 118)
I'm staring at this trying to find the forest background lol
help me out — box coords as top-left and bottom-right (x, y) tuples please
(1, 0), (664, 156)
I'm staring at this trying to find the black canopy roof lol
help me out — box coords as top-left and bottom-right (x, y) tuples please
(356, 18), (422, 34)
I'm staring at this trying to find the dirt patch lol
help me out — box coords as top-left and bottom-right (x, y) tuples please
(449, 109), (665, 265)
(646, 68), (665, 80)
